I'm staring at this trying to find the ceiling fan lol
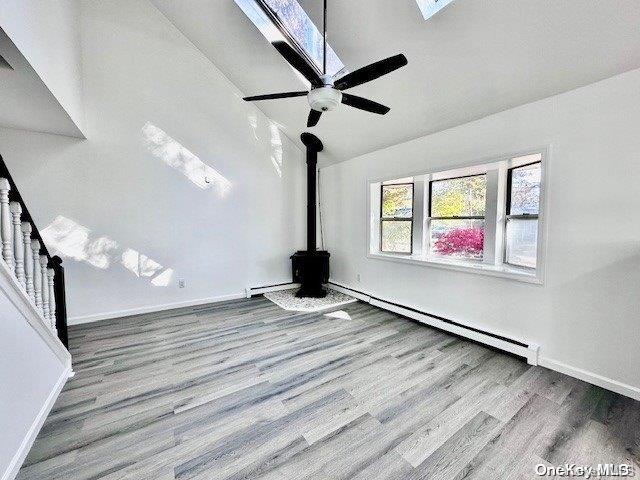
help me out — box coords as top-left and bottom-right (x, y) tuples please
(242, 0), (408, 127)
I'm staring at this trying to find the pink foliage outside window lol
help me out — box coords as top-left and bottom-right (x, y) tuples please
(433, 227), (484, 257)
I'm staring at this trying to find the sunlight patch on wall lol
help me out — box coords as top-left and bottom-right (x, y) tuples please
(121, 248), (163, 277)
(41, 215), (174, 287)
(247, 113), (260, 141)
(151, 268), (174, 287)
(269, 123), (283, 178)
(41, 216), (119, 269)
(142, 122), (232, 197)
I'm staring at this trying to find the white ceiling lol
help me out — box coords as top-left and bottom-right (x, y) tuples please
(153, 0), (640, 163)
(0, 28), (83, 138)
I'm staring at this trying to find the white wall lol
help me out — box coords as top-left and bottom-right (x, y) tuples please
(0, 0), (85, 135)
(0, 267), (70, 480)
(0, 0), (305, 322)
(320, 68), (640, 395)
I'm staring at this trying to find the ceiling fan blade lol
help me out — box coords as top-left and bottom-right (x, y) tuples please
(307, 109), (322, 127)
(335, 54), (407, 90)
(341, 93), (390, 115)
(272, 41), (323, 87)
(243, 91), (308, 101)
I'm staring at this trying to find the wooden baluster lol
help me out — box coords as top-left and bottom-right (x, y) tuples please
(0, 178), (14, 269)
(47, 268), (57, 332)
(10, 201), (25, 287)
(21, 222), (35, 301)
(40, 255), (50, 323)
(32, 240), (42, 312)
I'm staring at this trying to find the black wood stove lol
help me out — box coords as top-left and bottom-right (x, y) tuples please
(291, 132), (330, 298)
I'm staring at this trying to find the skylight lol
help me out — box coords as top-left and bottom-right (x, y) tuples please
(415, 0), (456, 20)
(235, 0), (345, 77)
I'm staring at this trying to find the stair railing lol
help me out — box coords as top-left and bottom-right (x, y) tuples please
(0, 154), (68, 348)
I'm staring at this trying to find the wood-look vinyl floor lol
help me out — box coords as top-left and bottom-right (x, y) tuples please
(18, 297), (640, 479)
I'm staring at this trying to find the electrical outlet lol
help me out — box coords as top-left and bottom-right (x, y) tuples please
(178, 279), (186, 288)
(356, 273), (361, 282)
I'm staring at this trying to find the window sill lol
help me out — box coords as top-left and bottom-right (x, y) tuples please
(367, 252), (543, 284)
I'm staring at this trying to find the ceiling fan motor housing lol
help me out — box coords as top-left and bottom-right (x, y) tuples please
(308, 87), (342, 112)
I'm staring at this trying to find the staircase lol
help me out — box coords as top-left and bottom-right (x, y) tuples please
(0, 154), (68, 348)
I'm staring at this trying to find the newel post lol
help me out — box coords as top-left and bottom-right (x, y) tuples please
(51, 256), (69, 348)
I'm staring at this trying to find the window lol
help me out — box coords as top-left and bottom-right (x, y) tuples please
(505, 161), (541, 268)
(428, 174), (486, 260)
(235, 0), (345, 77)
(380, 183), (414, 254)
(368, 150), (546, 282)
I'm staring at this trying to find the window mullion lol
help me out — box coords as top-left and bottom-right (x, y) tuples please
(483, 169), (499, 265)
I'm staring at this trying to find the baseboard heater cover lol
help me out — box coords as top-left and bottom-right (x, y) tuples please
(246, 282), (300, 298)
(328, 281), (539, 365)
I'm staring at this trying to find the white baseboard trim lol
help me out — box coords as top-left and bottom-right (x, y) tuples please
(246, 282), (299, 297)
(2, 363), (72, 480)
(538, 357), (640, 401)
(68, 293), (246, 325)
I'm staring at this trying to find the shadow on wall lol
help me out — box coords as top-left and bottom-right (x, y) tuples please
(141, 122), (232, 195)
(40, 215), (174, 287)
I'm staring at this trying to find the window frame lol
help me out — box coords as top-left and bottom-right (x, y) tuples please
(427, 173), (487, 261)
(503, 160), (542, 270)
(380, 183), (415, 255)
(364, 147), (548, 284)
(237, 0), (346, 78)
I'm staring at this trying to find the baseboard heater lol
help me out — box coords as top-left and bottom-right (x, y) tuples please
(328, 281), (539, 365)
(245, 282), (299, 298)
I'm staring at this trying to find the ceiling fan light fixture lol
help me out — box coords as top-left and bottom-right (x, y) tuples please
(241, 0), (407, 126)
(308, 87), (342, 112)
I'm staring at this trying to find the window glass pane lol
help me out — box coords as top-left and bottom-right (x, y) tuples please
(381, 221), (412, 253)
(510, 162), (541, 215)
(262, 0), (345, 76)
(431, 175), (486, 217)
(429, 219), (484, 259)
(382, 184), (413, 218)
(506, 219), (538, 268)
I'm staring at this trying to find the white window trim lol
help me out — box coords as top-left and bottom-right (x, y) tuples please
(366, 147), (550, 285)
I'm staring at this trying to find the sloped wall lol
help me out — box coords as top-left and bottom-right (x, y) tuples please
(0, 0), (305, 321)
(0, 0), (85, 135)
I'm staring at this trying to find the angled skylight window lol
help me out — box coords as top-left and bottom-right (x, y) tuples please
(415, 0), (456, 20)
(235, 0), (345, 77)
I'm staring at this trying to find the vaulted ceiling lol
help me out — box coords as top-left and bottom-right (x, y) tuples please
(152, 0), (640, 163)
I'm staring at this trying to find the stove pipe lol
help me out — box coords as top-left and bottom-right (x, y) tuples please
(300, 132), (323, 251)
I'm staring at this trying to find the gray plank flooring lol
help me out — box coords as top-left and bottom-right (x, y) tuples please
(18, 297), (640, 479)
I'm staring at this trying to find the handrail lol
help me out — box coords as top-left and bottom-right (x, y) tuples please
(0, 153), (69, 348)
(0, 156), (52, 258)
